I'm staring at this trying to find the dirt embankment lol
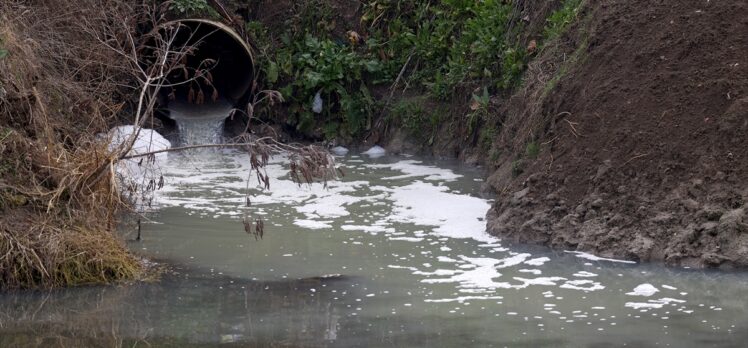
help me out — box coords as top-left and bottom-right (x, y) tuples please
(486, 0), (748, 268)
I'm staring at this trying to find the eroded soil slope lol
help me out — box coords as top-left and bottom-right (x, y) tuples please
(487, 0), (748, 268)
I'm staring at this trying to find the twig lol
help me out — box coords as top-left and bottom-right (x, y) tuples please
(622, 153), (649, 167)
(389, 50), (415, 99)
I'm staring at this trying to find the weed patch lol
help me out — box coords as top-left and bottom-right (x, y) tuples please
(543, 0), (586, 42)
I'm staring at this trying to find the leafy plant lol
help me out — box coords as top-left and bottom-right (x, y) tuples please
(479, 127), (496, 151)
(511, 159), (524, 177)
(544, 0), (585, 41)
(525, 142), (540, 159)
(466, 86), (490, 136)
(169, 0), (219, 17)
(246, 0), (554, 140)
(268, 33), (386, 137)
(500, 47), (526, 89)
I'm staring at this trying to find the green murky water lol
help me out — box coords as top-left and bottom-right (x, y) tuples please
(1, 151), (747, 347)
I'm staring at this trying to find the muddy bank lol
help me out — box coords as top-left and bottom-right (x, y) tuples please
(485, 0), (748, 268)
(234, 0), (748, 269)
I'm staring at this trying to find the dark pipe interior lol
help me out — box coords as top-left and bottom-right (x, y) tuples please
(155, 20), (253, 138)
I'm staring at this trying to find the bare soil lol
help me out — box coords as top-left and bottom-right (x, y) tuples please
(486, 0), (748, 268)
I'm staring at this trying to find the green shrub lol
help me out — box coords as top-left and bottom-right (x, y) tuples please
(511, 159), (524, 177)
(246, 0), (566, 139)
(170, 0), (208, 14)
(467, 87), (490, 136)
(479, 127), (496, 150)
(526, 142), (540, 159)
(276, 35), (384, 137)
(544, 0), (585, 41)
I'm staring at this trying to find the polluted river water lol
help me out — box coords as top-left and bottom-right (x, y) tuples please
(1, 149), (747, 347)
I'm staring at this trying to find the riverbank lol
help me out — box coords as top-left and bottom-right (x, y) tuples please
(482, 0), (748, 268)
(0, 0), (145, 289)
(240, 0), (748, 267)
(243, 0), (748, 268)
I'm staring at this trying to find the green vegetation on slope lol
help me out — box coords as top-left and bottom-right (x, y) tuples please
(240, 0), (588, 144)
(245, 0), (530, 141)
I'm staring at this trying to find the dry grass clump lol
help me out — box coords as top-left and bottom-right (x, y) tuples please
(0, 0), (145, 290)
(0, 219), (140, 289)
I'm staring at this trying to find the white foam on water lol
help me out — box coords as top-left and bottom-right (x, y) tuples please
(424, 296), (503, 303)
(151, 151), (691, 311)
(513, 277), (568, 287)
(330, 146), (349, 156)
(387, 181), (492, 242)
(365, 160), (463, 182)
(106, 126), (170, 210)
(414, 269), (459, 277)
(362, 145), (386, 158)
(390, 237), (425, 242)
(341, 225), (394, 233)
(293, 220), (333, 229)
(525, 257), (551, 266)
(625, 302), (663, 310)
(565, 251), (637, 264)
(560, 280), (605, 291)
(573, 271), (598, 278)
(625, 297), (686, 310)
(437, 256), (458, 263)
(496, 254), (531, 269)
(626, 284), (659, 297)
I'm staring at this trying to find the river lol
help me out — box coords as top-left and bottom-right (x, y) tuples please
(1, 150), (746, 347)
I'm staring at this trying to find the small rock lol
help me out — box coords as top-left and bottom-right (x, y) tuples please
(551, 206), (567, 215)
(559, 213), (580, 225)
(593, 160), (612, 182)
(684, 227), (701, 244)
(607, 213), (626, 227)
(720, 208), (745, 224)
(702, 252), (729, 267)
(584, 210), (599, 220)
(700, 207), (724, 221)
(699, 222), (719, 236)
(591, 198), (604, 209)
(681, 198), (700, 211)
(525, 173), (540, 185)
(651, 212), (674, 224)
(575, 204), (587, 214)
(513, 188), (530, 200)
(637, 205), (649, 217)
(719, 208), (746, 233)
(510, 188), (531, 206)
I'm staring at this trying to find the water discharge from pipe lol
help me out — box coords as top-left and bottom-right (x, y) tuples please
(168, 100), (233, 146)
(153, 19), (253, 143)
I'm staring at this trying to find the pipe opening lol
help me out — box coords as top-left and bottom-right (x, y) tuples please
(154, 19), (254, 141)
